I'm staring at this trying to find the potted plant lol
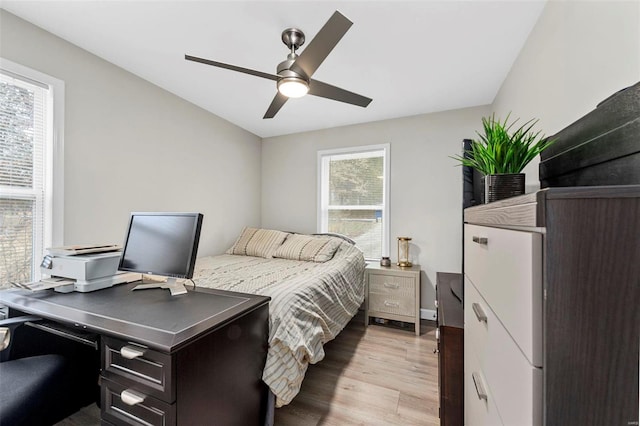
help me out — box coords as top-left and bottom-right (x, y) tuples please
(452, 113), (555, 203)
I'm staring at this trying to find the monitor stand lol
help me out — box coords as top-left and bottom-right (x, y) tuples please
(132, 277), (188, 296)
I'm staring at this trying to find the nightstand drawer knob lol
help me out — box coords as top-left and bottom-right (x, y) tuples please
(472, 236), (488, 245)
(383, 282), (400, 289)
(121, 389), (146, 406)
(120, 345), (146, 360)
(472, 302), (488, 323)
(384, 300), (400, 308)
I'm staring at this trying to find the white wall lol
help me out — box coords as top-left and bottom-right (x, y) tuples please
(0, 10), (262, 256)
(492, 0), (640, 190)
(262, 106), (490, 308)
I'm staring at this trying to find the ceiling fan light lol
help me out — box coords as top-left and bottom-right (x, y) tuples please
(277, 77), (309, 98)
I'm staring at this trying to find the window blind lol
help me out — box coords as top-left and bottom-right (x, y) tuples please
(0, 70), (48, 286)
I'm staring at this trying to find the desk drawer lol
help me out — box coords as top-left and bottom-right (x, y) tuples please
(465, 277), (542, 426)
(464, 224), (542, 366)
(102, 336), (174, 402)
(101, 377), (175, 426)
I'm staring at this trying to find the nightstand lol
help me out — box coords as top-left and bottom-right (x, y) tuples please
(365, 263), (421, 335)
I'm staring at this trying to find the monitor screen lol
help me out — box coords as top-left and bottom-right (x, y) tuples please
(118, 212), (203, 279)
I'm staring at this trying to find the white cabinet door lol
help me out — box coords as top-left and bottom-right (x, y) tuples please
(465, 277), (543, 426)
(464, 224), (543, 367)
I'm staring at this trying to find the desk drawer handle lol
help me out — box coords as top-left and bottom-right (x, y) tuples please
(383, 282), (400, 289)
(472, 372), (488, 401)
(120, 345), (146, 360)
(384, 300), (400, 308)
(121, 389), (146, 406)
(472, 303), (488, 323)
(472, 236), (488, 245)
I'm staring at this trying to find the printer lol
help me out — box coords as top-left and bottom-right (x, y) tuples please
(41, 251), (139, 293)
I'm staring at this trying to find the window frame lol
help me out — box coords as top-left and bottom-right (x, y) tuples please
(317, 144), (390, 260)
(1, 58), (65, 282)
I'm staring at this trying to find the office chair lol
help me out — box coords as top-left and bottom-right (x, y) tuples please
(0, 316), (99, 426)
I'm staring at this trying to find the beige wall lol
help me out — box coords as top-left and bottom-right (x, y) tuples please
(492, 0), (640, 190)
(261, 106), (491, 309)
(0, 10), (262, 256)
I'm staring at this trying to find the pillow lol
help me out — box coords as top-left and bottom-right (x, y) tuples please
(226, 227), (289, 258)
(273, 234), (342, 263)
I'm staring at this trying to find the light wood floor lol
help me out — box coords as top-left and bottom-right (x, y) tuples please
(57, 313), (440, 426)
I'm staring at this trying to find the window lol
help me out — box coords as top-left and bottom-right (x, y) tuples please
(318, 144), (389, 260)
(0, 59), (64, 287)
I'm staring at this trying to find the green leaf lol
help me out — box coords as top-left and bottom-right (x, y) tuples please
(450, 113), (556, 175)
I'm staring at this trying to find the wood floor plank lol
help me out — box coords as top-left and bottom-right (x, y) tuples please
(275, 312), (439, 425)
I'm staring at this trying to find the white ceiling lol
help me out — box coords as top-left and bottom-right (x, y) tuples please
(2, 1), (546, 138)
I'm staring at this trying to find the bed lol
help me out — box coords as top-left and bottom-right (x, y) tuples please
(192, 228), (366, 407)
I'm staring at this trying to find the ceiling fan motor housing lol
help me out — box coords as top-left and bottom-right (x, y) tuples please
(277, 59), (307, 80)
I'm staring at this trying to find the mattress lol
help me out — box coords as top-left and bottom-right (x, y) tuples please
(192, 240), (366, 406)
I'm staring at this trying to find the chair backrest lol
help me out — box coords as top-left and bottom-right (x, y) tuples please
(0, 316), (41, 362)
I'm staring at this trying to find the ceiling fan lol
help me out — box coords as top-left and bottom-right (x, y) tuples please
(185, 10), (372, 119)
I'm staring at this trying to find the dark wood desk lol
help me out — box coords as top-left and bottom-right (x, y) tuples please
(0, 283), (270, 426)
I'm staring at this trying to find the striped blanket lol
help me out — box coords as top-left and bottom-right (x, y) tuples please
(192, 240), (366, 407)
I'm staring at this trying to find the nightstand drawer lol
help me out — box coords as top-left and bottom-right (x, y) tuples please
(464, 224), (542, 366)
(369, 274), (415, 295)
(102, 336), (174, 402)
(369, 291), (414, 317)
(101, 377), (175, 426)
(465, 277), (542, 426)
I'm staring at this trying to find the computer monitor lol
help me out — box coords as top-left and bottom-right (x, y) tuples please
(119, 212), (203, 295)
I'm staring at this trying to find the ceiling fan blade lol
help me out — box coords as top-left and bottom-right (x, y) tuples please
(185, 55), (279, 81)
(263, 92), (289, 119)
(308, 79), (372, 108)
(290, 11), (352, 78)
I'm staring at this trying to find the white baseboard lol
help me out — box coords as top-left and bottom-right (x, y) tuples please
(421, 308), (436, 321)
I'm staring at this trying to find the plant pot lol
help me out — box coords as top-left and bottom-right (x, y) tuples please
(481, 173), (525, 203)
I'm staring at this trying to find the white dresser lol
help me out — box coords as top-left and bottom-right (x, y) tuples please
(463, 186), (639, 426)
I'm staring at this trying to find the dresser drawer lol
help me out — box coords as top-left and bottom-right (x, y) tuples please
(464, 343), (504, 426)
(101, 377), (175, 426)
(102, 336), (174, 402)
(465, 277), (543, 426)
(464, 224), (542, 366)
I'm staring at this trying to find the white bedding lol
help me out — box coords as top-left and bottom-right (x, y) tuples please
(192, 240), (365, 407)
